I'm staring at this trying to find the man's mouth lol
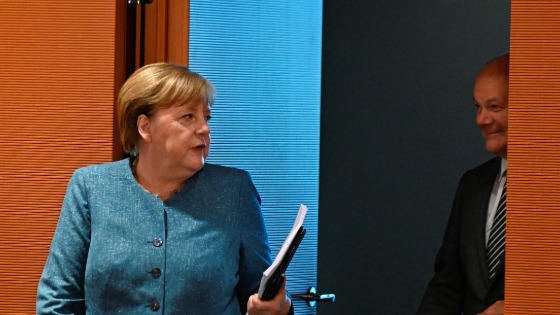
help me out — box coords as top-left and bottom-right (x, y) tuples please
(483, 129), (503, 137)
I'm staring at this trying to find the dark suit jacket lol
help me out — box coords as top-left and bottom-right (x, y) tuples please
(417, 157), (504, 315)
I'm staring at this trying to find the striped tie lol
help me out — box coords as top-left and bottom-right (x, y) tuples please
(487, 176), (506, 280)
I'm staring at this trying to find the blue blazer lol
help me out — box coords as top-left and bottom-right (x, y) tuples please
(37, 159), (271, 314)
(418, 157), (505, 315)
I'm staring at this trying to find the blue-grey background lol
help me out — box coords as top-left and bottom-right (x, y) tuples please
(189, 2), (322, 313)
(318, 1), (510, 314)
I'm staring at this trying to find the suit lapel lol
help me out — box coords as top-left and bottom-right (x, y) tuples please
(474, 183), (492, 288)
(474, 159), (502, 288)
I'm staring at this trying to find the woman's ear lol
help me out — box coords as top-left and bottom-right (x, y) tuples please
(137, 114), (152, 142)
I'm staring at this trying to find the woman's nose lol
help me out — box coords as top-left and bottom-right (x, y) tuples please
(196, 119), (210, 134)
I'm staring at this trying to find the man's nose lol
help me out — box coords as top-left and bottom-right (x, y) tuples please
(476, 109), (492, 125)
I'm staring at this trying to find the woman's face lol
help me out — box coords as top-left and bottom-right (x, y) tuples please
(144, 101), (211, 176)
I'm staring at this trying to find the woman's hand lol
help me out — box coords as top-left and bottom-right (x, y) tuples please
(247, 278), (292, 315)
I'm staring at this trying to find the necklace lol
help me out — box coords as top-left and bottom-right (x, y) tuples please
(131, 158), (184, 199)
(145, 188), (179, 199)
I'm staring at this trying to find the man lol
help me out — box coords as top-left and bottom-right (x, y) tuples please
(417, 53), (509, 315)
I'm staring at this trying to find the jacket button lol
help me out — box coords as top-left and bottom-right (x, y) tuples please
(149, 299), (160, 311)
(152, 237), (163, 247)
(150, 267), (161, 279)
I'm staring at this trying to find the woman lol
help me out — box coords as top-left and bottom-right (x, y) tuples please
(37, 63), (293, 314)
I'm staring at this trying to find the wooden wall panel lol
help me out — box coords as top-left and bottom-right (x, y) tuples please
(0, 1), (118, 312)
(508, 1), (560, 313)
(140, 0), (190, 66)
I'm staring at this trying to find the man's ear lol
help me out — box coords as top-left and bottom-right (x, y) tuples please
(137, 114), (152, 142)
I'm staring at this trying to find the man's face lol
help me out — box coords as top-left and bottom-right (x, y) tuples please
(473, 72), (508, 159)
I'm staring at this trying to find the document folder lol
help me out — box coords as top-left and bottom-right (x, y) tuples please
(257, 204), (307, 301)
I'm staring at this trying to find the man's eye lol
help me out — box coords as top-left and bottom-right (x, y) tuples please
(474, 103), (481, 112)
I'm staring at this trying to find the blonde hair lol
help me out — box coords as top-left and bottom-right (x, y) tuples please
(117, 63), (215, 153)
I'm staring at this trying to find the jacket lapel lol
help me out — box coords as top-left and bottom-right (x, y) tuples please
(474, 159), (502, 289)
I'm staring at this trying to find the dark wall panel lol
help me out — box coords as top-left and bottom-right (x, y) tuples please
(319, 1), (510, 314)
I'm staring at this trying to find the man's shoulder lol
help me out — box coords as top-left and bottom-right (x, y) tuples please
(460, 157), (501, 183)
(469, 157), (501, 173)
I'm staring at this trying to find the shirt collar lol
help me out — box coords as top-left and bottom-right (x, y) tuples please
(501, 158), (507, 177)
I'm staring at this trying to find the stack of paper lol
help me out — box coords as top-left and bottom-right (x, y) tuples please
(258, 204), (308, 300)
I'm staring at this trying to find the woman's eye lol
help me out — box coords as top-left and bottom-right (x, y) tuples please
(181, 114), (194, 119)
(205, 115), (212, 122)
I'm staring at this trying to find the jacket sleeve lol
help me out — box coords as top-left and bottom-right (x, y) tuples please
(417, 176), (467, 315)
(234, 171), (272, 314)
(36, 170), (90, 315)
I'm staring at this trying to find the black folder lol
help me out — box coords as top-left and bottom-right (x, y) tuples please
(258, 226), (306, 300)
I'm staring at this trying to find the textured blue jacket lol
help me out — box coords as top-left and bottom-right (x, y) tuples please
(37, 158), (271, 314)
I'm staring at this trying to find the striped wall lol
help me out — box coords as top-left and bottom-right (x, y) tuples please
(1, 1), (560, 313)
(0, 2), (118, 312)
(507, 1), (560, 313)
